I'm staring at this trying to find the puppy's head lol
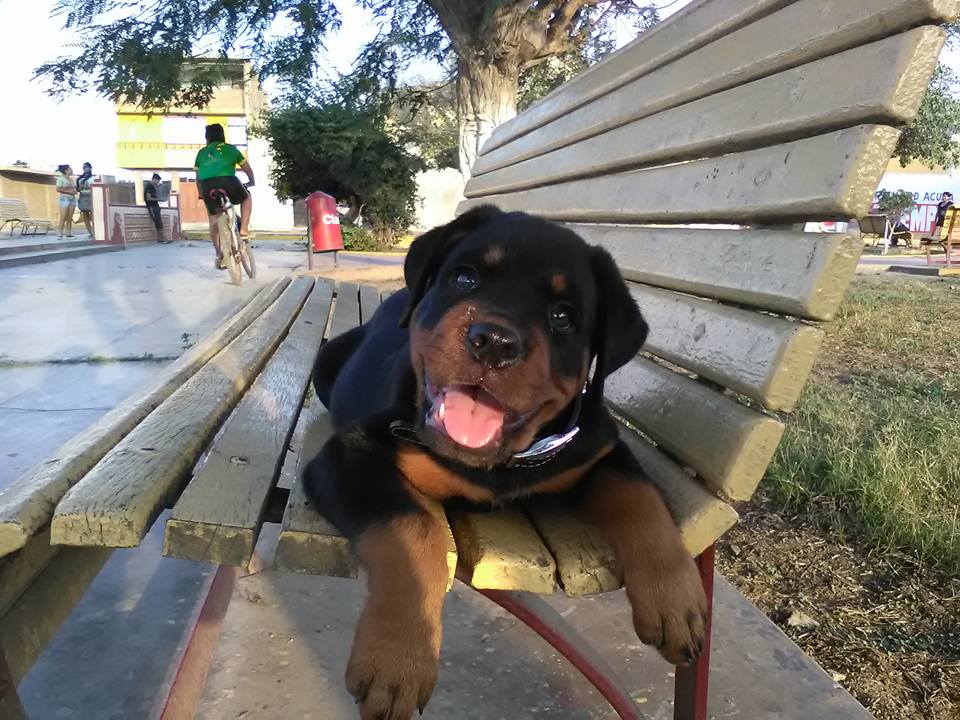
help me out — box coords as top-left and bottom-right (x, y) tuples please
(402, 206), (647, 469)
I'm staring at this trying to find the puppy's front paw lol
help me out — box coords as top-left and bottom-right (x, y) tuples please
(624, 550), (707, 666)
(346, 609), (440, 720)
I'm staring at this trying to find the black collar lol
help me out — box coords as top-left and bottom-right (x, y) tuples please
(389, 384), (587, 469)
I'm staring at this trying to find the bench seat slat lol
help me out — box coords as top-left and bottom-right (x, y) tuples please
(478, 0), (955, 171)
(572, 225), (860, 321)
(448, 509), (556, 593)
(163, 280), (336, 567)
(274, 402), (358, 578)
(525, 502), (621, 597)
(0, 279), (290, 557)
(484, 0), (793, 153)
(468, 28), (942, 196)
(359, 285), (382, 324)
(275, 400), (459, 588)
(632, 284), (823, 412)
(461, 125), (898, 224)
(49, 278), (314, 548)
(329, 283), (360, 339)
(0, 546), (112, 683)
(606, 357), (784, 501)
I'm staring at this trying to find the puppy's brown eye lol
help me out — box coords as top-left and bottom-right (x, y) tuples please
(451, 266), (478, 291)
(549, 303), (575, 333)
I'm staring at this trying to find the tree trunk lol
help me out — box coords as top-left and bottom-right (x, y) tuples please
(457, 59), (519, 180)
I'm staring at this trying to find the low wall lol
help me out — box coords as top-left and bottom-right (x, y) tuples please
(91, 182), (182, 244)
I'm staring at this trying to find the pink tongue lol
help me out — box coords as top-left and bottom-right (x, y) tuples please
(441, 386), (506, 449)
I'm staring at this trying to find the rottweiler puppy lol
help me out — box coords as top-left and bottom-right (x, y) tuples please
(304, 206), (706, 720)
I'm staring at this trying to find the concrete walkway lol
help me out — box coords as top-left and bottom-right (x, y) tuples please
(1, 241), (871, 720)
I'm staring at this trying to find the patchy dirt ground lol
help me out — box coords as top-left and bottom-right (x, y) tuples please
(716, 492), (960, 720)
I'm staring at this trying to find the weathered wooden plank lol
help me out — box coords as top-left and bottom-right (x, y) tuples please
(468, 28), (943, 196)
(617, 427), (740, 557)
(571, 225), (860, 321)
(461, 126), (899, 224)
(478, 0), (957, 170)
(0, 528), (59, 616)
(49, 278), (315, 548)
(163, 280), (336, 567)
(424, 497), (458, 591)
(525, 501), (621, 597)
(0, 546), (112, 683)
(632, 284), (823, 412)
(605, 357), (784, 501)
(448, 509), (556, 594)
(328, 282), (360, 339)
(0, 279), (289, 557)
(273, 401), (358, 578)
(483, 0), (794, 152)
(358, 284), (382, 324)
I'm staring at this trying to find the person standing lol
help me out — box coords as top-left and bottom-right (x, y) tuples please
(76, 162), (95, 238)
(54, 164), (77, 238)
(145, 173), (167, 243)
(935, 191), (954, 231)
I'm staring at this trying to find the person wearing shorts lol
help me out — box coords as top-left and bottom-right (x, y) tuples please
(55, 164), (77, 238)
(194, 123), (255, 268)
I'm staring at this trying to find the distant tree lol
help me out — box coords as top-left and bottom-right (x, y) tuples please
(894, 21), (960, 168)
(894, 65), (960, 168)
(260, 102), (424, 245)
(38, 0), (661, 177)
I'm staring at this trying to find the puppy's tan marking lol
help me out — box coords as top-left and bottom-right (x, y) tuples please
(348, 512), (449, 718)
(551, 273), (568, 293)
(483, 245), (505, 265)
(396, 445), (495, 503)
(579, 470), (707, 666)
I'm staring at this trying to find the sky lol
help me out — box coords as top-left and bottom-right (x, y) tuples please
(2, 0), (959, 180)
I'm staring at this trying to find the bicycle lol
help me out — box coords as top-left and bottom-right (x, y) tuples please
(208, 184), (256, 285)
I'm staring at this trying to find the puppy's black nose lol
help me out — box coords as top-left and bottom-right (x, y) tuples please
(466, 322), (524, 369)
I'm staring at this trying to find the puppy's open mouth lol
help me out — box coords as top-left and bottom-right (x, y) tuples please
(425, 380), (534, 450)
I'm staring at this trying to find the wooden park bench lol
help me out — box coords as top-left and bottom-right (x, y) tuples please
(0, 0), (952, 718)
(0, 198), (52, 237)
(922, 206), (960, 267)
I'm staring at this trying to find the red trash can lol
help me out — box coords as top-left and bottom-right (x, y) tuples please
(305, 191), (344, 267)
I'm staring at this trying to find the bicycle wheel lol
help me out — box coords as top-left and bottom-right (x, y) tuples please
(217, 213), (242, 285)
(239, 238), (256, 279)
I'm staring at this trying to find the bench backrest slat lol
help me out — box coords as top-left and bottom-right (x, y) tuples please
(483, 0), (795, 152)
(0, 198), (29, 221)
(468, 29), (942, 196)
(606, 358), (784, 501)
(462, 125), (898, 223)
(632, 284), (822, 413)
(480, 0), (955, 169)
(573, 225), (860, 321)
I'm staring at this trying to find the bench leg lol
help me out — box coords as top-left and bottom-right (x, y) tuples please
(673, 544), (715, 720)
(473, 586), (644, 720)
(0, 644), (27, 720)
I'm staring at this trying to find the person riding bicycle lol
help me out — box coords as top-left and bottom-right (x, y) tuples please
(194, 123), (255, 269)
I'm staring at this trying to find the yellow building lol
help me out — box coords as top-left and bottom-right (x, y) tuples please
(115, 59), (292, 229)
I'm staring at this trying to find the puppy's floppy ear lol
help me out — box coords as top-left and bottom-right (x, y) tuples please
(399, 204), (503, 327)
(589, 246), (648, 398)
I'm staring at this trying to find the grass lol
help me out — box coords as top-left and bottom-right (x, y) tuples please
(766, 276), (960, 573)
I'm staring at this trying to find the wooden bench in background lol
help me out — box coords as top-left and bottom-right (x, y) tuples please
(0, 198), (52, 237)
(923, 206), (960, 267)
(0, 0), (954, 718)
